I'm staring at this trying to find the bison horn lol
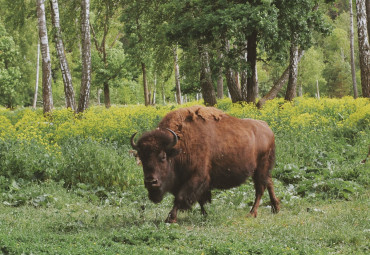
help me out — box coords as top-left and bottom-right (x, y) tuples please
(130, 132), (138, 150)
(166, 128), (178, 148)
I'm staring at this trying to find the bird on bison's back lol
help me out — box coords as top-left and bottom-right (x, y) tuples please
(131, 105), (280, 223)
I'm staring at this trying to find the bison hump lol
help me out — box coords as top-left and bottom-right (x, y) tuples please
(159, 106), (224, 130)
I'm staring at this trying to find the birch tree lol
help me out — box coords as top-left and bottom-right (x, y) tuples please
(36, 0), (53, 113)
(349, 0), (358, 98)
(77, 0), (92, 113)
(366, 0), (370, 35)
(285, 39), (300, 101)
(356, 0), (370, 97)
(33, 41), (40, 109)
(173, 45), (182, 104)
(50, 0), (76, 110)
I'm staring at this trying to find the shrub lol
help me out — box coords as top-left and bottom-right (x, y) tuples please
(0, 139), (59, 181)
(58, 138), (140, 190)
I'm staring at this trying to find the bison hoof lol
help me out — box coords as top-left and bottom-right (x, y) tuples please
(271, 206), (280, 214)
(248, 212), (257, 218)
(165, 217), (177, 224)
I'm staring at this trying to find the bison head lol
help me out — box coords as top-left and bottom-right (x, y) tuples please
(131, 129), (180, 203)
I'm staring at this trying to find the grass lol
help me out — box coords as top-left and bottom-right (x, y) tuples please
(0, 181), (369, 254)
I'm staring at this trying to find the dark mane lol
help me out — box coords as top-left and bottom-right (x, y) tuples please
(137, 129), (173, 152)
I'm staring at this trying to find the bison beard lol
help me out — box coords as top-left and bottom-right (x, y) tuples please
(131, 106), (280, 223)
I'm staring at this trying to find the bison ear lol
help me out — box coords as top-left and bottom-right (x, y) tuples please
(167, 148), (181, 158)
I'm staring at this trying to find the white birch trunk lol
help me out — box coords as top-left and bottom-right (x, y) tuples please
(36, 0), (53, 113)
(173, 45), (182, 104)
(50, 0), (76, 110)
(285, 37), (299, 101)
(316, 80), (320, 99)
(350, 0), (359, 98)
(77, 0), (92, 112)
(33, 41), (40, 109)
(356, 0), (370, 97)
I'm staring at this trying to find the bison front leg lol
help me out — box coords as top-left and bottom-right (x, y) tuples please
(198, 189), (212, 216)
(166, 205), (178, 223)
(166, 176), (210, 223)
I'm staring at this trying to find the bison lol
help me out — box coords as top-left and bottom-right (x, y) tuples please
(131, 105), (280, 223)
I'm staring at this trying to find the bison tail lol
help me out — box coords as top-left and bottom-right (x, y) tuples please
(268, 143), (276, 174)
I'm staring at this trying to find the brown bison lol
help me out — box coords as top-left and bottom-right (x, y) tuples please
(131, 105), (280, 223)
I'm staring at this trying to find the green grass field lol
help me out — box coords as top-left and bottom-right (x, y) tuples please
(0, 181), (369, 254)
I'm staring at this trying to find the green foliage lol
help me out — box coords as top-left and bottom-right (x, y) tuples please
(0, 139), (59, 181)
(298, 47), (326, 96)
(0, 21), (27, 108)
(58, 139), (139, 190)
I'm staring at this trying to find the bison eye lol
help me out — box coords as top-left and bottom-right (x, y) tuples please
(159, 152), (167, 162)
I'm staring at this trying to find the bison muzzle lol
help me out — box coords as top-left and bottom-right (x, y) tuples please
(131, 106), (280, 223)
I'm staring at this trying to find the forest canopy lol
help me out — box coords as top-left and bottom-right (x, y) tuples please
(0, 0), (368, 111)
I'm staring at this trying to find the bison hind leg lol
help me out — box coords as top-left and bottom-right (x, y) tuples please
(250, 147), (280, 217)
(267, 181), (280, 214)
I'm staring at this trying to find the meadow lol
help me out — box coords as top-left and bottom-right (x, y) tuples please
(0, 97), (369, 254)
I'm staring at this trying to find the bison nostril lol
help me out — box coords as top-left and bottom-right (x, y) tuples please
(144, 178), (159, 185)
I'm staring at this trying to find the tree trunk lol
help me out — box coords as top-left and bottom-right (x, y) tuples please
(356, 0), (370, 97)
(217, 73), (224, 99)
(285, 39), (299, 101)
(350, 0), (359, 98)
(33, 40), (40, 109)
(240, 41), (248, 101)
(90, 1), (111, 109)
(36, 0), (53, 113)
(103, 82), (110, 108)
(141, 62), (150, 106)
(316, 80), (320, 99)
(366, 0), (370, 35)
(199, 46), (217, 106)
(97, 88), (102, 105)
(162, 83), (166, 104)
(50, 0), (76, 110)
(246, 32), (258, 103)
(77, 0), (92, 113)
(152, 75), (157, 105)
(173, 46), (182, 104)
(257, 50), (304, 108)
(224, 40), (242, 102)
(217, 52), (224, 99)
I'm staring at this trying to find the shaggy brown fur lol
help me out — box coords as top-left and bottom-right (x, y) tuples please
(132, 105), (280, 223)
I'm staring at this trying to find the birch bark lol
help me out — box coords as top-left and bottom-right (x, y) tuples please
(50, 0), (76, 110)
(173, 46), (182, 104)
(285, 38), (299, 101)
(350, 0), (358, 98)
(33, 41), (40, 109)
(356, 0), (370, 97)
(77, 0), (92, 113)
(36, 0), (53, 113)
